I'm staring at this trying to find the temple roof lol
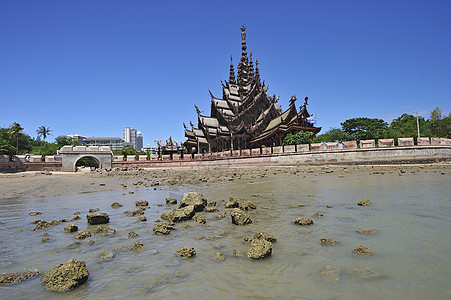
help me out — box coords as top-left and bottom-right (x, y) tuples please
(183, 26), (321, 151)
(261, 106), (294, 134)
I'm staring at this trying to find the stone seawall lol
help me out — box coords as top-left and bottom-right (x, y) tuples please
(2, 145), (450, 172)
(113, 146), (451, 168)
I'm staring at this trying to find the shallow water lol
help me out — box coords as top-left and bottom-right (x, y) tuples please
(1, 169), (450, 299)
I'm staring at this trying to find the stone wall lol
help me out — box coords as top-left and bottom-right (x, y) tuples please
(2, 137), (450, 172)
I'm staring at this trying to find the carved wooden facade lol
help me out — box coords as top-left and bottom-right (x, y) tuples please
(184, 26), (321, 153)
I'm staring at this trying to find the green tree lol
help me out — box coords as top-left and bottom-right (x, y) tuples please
(313, 128), (354, 143)
(0, 138), (15, 155)
(36, 126), (52, 142)
(429, 116), (451, 138)
(283, 131), (313, 145)
(430, 107), (442, 121)
(8, 122), (23, 155)
(55, 136), (80, 147)
(388, 113), (430, 139)
(341, 117), (388, 140)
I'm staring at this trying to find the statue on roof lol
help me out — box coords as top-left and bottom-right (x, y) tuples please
(290, 95), (297, 106)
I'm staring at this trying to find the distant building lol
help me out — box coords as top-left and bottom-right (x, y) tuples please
(82, 137), (128, 151)
(123, 127), (143, 150)
(136, 131), (143, 151)
(142, 144), (157, 155)
(67, 134), (87, 144)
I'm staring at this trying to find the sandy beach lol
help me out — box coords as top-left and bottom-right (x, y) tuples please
(1, 162), (450, 299)
(1, 163), (449, 200)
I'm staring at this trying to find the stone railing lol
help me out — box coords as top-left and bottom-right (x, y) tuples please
(115, 137), (450, 162)
(58, 146), (112, 153)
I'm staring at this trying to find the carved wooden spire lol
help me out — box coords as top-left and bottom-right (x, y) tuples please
(229, 55), (236, 84)
(255, 59), (260, 81)
(237, 25), (249, 89)
(249, 52), (254, 78)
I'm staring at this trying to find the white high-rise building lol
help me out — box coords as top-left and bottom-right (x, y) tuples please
(136, 131), (143, 151)
(123, 127), (141, 150)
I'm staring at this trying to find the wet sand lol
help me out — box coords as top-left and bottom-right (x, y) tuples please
(0, 163), (449, 200)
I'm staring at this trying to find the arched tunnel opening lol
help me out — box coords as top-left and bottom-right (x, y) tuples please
(75, 156), (100, 171)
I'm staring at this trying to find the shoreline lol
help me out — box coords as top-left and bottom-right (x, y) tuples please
(0, 162), (449, 200)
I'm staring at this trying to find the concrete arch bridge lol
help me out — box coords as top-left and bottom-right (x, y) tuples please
(58, 146), (113, 172)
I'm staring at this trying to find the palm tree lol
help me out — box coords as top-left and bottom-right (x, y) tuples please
(8, 122), (23, 155)
(36, 126), (52, 142)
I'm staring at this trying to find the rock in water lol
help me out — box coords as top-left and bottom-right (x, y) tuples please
(135, 200), (149, 207)
(205, 207), (219, 213)
(75, 230), (91, 240)
(357, 199), (371, 206)
(153, 222), (175, 235)
(253, 232), (277, 243)
(352, 245), (372, 255)
(41, 258), (88, 292)
(225, 197), (239, 208)
(321, 238), (336, 245)
(165, 198), (177, 205)
(111, 202), (123, 208)
(64, 224), (78, 233)
(86, 212), (110, 225)
(293, 218), (314, 226)
(230, 208), (252, 225)
(247, 238), (272, 259)
(133, 242), (144, 251)
(98, 251), (114, 262)
(160, 205), (195, 223)
(357, 228), (376, 234)
(193, 215), (206, 224)
(240, 201), (257, 211)
(0, 270), (40, 285)
(94, 225), (116, 236)
(178, 192), (207, 212)
(176, 247), (196, 258)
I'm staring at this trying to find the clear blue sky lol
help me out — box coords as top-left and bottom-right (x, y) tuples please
(1, 0), (450, 146)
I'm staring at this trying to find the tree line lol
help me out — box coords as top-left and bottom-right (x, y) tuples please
(284, 107), (450, 145)
(0, 124), (81, 156)
(0, 124), (148, 157)
(1, 107), (449, 155)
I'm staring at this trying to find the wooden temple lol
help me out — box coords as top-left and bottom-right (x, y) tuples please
(183, 26), (321, 153)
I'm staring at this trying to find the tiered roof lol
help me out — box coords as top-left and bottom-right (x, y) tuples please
(184, 26), (321, 152)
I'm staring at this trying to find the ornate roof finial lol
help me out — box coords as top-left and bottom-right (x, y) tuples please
(304, 96), (308, 106)
(190, 121), (194, 128)
(255, 59), (260, 80)
(229, 54), (236, 84)
(238, 25), (249, 89)
(249, 52), (254, 78)
(290, 95), (297, 107)
(241, 25), (246, 39)
(240, 25), (248, 61)
(194, 105), (201, 114)
(183, 122), (187, 129)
